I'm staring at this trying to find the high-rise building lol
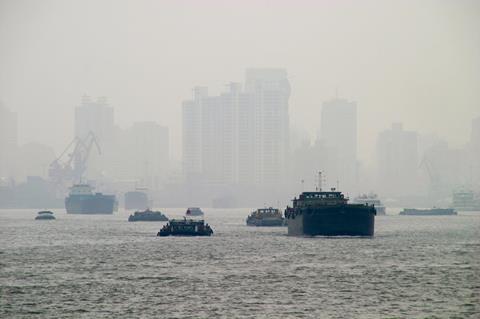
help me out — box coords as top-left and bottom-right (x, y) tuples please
(182, 68), (290, 187)
(320, 98), (358, 193)
(130, 121), (169, 190)
(245, 68), (290, 186)
(0, 102), (18, 178)
(74, 95), (115, 178)
(376, 123), (418, 196)
(182, 87), (207, 182)
(183, 84), (247, 185)
(75, 95), (114, 143)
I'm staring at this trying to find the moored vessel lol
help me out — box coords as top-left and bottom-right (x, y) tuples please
(128, 209), (168, 222)
(246, 207), (286, 226)
(65, 184), (116, 214)
(35, 210), (56, 220)
(353, 193), (386, 215)
(157, 218), (213, 236)
(399, 208), (457, 216)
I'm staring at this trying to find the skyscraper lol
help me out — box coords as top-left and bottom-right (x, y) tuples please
(320, 97), (358, 193)
(182, 68), (290, 188)
(74, 95), (115, 178)
(245, 68), (290, 186)
(130, 121), (169, 189)
(182, 87), (207, 182)
(376, 123), (418, 196)
(75, 95), (114, 143)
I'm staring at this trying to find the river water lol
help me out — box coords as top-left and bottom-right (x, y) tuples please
(1, 208), (479, 318)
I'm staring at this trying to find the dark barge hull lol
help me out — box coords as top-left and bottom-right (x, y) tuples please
(246, 218), (285, 227)
(157, 231), (212, 237)
(287, 205), (375, 236)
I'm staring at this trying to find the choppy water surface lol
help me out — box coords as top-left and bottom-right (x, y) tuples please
(1, 208), (479, 318)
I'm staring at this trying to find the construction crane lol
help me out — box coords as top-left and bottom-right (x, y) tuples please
(48, 131), (101, 190)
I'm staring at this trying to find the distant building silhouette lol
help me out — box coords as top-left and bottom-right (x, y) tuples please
(245, 68), (290, 186)
(376, 123), (418, 196)
(0, 103), (18, 178)
(320, 97), (358, 193)
(182, 68), (290, 187)
(75, 95), (114, 143)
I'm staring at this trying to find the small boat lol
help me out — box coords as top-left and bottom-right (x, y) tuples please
(185, 207), (204, 217)
(399, 208), (457, 216)
(35, 211), (56, 220)
(246, 207), (286, 226)
(128, 209), (168, 222)
(157, 218), (213, 236)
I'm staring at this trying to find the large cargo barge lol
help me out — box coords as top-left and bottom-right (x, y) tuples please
(399, 208), (457, 216)
(65, 184), (116, 214)
(285, 187), (376, 237)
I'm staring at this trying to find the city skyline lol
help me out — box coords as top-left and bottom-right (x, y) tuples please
(1, 1), (479, 163)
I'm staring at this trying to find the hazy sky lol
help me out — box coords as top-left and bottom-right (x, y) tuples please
(1, 0), (479, 162)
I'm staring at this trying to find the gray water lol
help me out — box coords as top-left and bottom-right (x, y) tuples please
(1, 208), (479, 318)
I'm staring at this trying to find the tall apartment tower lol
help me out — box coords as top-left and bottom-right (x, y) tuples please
(74, 95), (115, 178)
(0, 102), (18, 178)
(75, 95), (114, 143)
(376, 123), (418, 196)
(130, 121), (169, 190)
(320, 97), (358, 193)
(182, 68), (290, 187)
(182, 87), (207, 182)
(245, 68), (290, 186)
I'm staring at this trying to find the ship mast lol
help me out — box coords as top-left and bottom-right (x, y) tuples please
(317, 171), (322, 192)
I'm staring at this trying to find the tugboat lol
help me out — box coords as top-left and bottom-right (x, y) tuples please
(246, 207), (286, 226)
(185, 207), (204, 217)
(157, 218), (213, 236)
(35, 211), (56, 220)
(399, 208), (457, 216)
(128, 209), (168, 222)
(284, 172), (376, 237)
(65, 184), (116, 214)
(353, 193), (386, 215)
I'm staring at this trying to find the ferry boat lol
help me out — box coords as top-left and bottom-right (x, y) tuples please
(285, 173), (375, 236)
(400, 208), (457, 216)
(353, 193), (386, 215)
(185, 207), (204, 217)
(246, 207), (286, 226)
(128, 209), (168, 222)
(452, 190), (480, 211)
(35, 210), (56, 220)
(65, 184), (116, 214)
(157, 218), (213, 236)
